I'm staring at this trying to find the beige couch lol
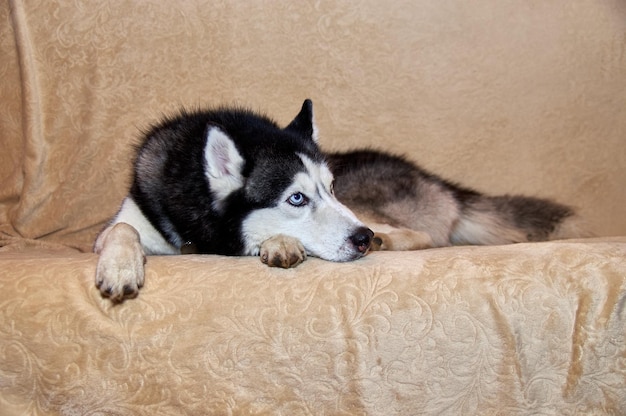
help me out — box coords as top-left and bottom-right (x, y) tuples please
(1, 1), (625, 414)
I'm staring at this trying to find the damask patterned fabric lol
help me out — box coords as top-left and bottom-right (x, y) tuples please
(1, 241), (626, 415)
(1, 0), (625, 414)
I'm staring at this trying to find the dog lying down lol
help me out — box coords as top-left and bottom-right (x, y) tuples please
(94, 100), (587, 301)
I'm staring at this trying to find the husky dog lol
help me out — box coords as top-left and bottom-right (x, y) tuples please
(95, 99), (585, 301)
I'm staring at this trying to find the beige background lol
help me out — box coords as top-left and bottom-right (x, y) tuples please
(1, 2), (626, 414)
(1, 0), (625, 251)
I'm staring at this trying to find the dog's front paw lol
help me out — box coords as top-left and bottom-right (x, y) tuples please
(95, 223), (146, 302)
(260, 235), (307, 268)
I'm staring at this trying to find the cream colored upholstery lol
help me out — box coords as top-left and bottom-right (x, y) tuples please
(1, 1), (625, 414)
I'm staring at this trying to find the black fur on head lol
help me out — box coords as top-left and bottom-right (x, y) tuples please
(129, 99), (327, 255)
(238, 99), (324, 206)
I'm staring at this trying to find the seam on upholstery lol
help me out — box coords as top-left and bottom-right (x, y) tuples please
(9, 0), (44, 180)
(8, 0), (45, 229)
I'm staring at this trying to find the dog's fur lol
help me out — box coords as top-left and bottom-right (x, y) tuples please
(95, 100), (587, 301)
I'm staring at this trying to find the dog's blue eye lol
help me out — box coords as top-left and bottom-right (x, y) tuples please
(287, 192), (308, 207)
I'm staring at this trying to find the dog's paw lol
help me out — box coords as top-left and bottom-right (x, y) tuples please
(260, 235), (307, 268)
(370, 229), (433, 251)
(95, 223), (146, 302)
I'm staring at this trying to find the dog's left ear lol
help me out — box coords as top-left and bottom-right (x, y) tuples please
(284, 99), (319, 143)
(204, 126), (245, 211)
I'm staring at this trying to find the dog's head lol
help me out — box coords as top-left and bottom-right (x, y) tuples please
(203, 100), (373, 262)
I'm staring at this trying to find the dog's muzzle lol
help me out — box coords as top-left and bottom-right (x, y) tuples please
(350, 227), (374, 254)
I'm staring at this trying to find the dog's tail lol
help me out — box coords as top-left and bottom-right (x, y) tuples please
(450, 194), (591, 245)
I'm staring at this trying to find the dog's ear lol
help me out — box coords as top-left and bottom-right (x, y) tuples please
(204, 126), (245, 208)
(284, 99), (319, 142)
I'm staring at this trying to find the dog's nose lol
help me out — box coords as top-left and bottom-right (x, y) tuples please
(350, 227), (374, 253)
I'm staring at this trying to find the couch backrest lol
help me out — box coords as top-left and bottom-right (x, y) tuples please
(2, 0), (625, 251)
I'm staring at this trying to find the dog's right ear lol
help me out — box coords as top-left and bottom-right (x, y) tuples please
(204, 126), (245, 209)
(284, 99), (319, 143)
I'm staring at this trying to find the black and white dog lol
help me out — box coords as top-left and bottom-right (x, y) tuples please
(95, 100), (585, 301)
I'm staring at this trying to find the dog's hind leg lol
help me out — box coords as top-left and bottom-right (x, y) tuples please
(94, 222), (146, 302)
(368, 224), (434, 251)
(350, 209), (435, 251)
